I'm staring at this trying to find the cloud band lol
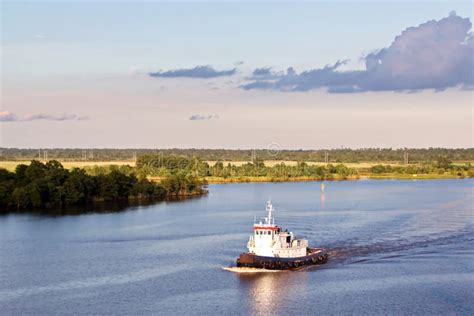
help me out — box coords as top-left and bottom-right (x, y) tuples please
(0, 111), (89, 122)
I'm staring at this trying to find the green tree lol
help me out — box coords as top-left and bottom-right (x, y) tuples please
(436, 156), (452, 169)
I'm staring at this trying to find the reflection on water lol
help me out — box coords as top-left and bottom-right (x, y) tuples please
(0, 195), (206, 217)
(239, 271), (309, 315)
(0, 200), (160, 217)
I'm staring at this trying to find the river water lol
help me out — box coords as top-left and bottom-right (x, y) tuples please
(0, 179), (473, 315)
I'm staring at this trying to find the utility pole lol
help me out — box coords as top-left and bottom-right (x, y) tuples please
(252, 149), (257, 176)
(159, 151), (163, 168)
(251, 149), (256, 164)
(404, 152), (409, 165)
(405, 152), (408, 164)
(324, 151), (329, 164)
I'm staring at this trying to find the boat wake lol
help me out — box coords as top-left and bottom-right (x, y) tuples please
(222, 267), (285, 273)
(325, 228), (474, 265)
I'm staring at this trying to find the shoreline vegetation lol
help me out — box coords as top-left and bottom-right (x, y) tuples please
(203, 174), (462, 183)
(1, 149), (473, 214)
(1, 162), (472, 182)
(0, 160), (207, 213)
(135, 154), (473, 182)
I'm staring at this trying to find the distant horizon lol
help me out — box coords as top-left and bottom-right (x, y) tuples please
(1, 146), (473, 151)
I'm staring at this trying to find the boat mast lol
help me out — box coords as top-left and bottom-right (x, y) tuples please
(266, 199), (274, 225)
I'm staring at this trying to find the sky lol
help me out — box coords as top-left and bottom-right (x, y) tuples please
(1, 1), (473, 149)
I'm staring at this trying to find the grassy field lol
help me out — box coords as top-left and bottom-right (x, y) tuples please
(1, 160), (471, 181)
(2, 160), (471, 170)
(1, 159), (405, 171)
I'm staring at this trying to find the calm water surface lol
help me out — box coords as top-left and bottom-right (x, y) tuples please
(1, 179), (473, 315)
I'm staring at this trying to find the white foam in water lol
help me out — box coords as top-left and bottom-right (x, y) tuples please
(222, 267), (286, 273)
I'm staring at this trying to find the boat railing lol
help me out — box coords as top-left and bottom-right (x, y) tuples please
(280, 239), (308, 249)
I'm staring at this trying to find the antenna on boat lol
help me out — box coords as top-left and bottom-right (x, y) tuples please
(266, 198), (274, 224)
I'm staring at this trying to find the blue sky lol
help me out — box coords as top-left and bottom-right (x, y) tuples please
(1, 1), (473, 148)
(3, 2), (472, 74)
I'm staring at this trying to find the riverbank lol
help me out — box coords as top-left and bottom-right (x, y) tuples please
(360, 173), (466, 180)
(0, 160), (208, 213)
(203, 173), (470, 183)
(204, 175), (358, 183)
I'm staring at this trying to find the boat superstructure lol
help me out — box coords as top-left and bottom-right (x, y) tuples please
(237, 200), (328, 270)
(247, 200), (308, 258)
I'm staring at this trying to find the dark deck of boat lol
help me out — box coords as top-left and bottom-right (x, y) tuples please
(236, 248), (328, 270)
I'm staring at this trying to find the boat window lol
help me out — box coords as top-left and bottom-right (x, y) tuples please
(268, 231), (271, 235)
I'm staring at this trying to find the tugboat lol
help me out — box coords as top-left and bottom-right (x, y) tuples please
(236, 200), (328, 270)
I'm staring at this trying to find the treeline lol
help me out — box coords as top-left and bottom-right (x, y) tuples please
(370, 157), (473, 177)
(136, 155), (357, 180)
(137, 154), (474, 180)
(1, 148), (474, 163)
(208, 161), (357, 180)
(0, 160), (207, 212)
